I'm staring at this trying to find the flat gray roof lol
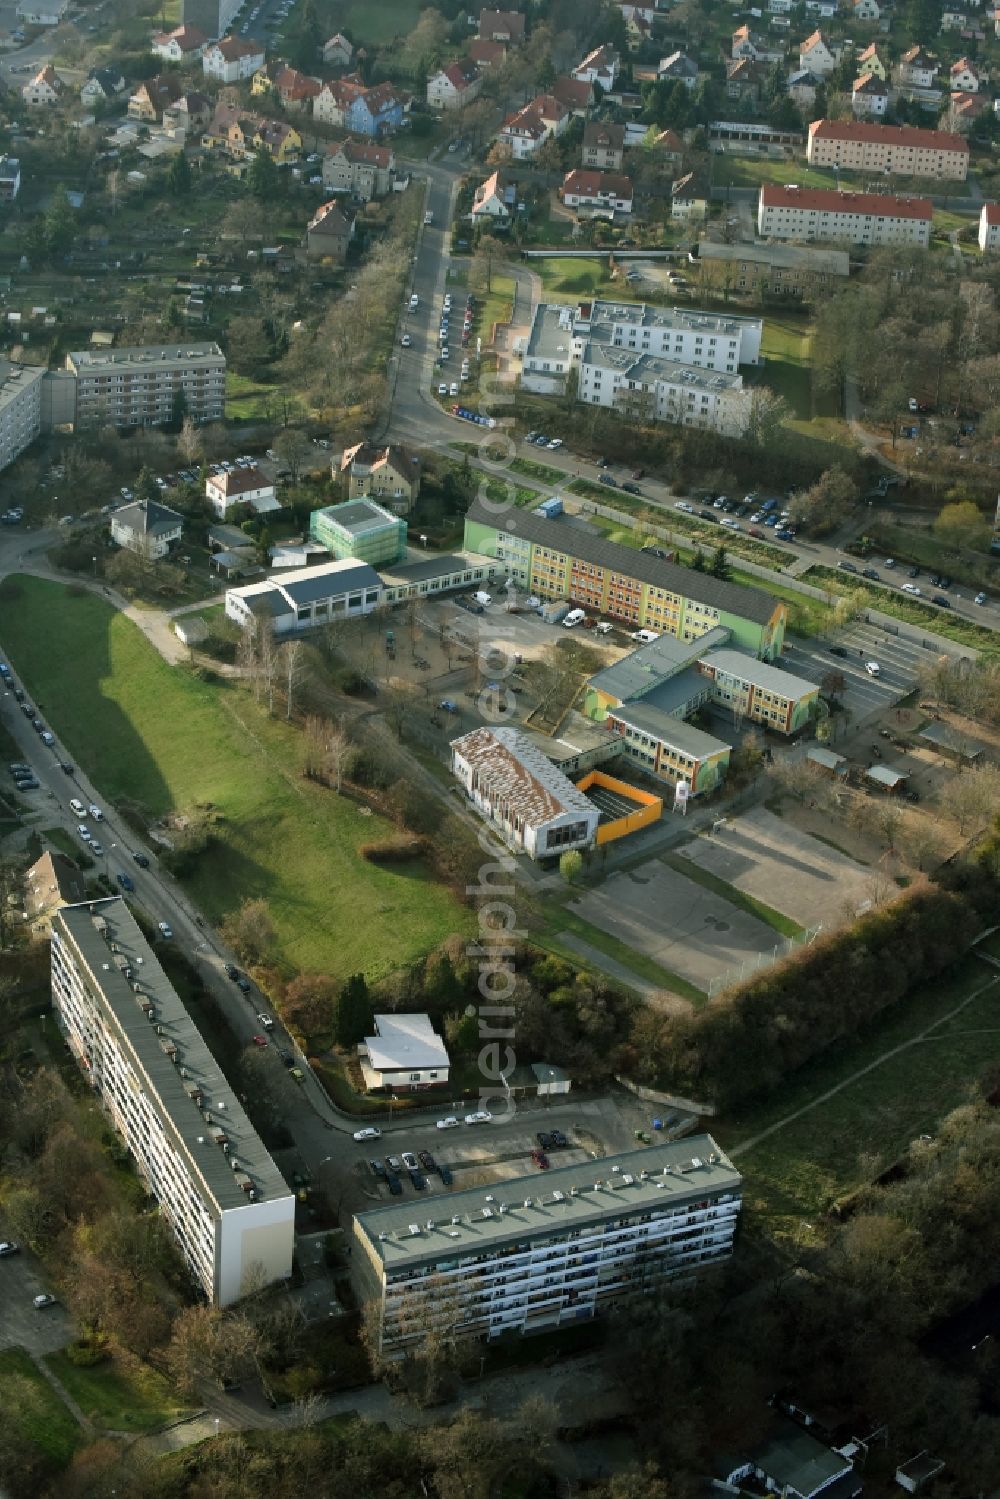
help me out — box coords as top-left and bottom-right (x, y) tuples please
(467, 497), (780, 628)
(355, 1136), (740, 1272)
(752, 1419), (852, 1497)
(55, 901), (290, 1213)
(698, 239), (850, 276)
(315, 499), (398, 535)
(66, 342), (225, 373)
(581, 339), (745, 393)
(270, 558), (382, 606)
(588, 626), (729, 703)
(610, 699), (732, 759)
(701, 648), (819, 701)
(380, 549), (497, 587)
(0, 359), (44, 414)
(585, 296), (762, 340)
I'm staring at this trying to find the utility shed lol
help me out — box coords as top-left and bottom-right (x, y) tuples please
(918, 720), (990, 764)
(895, 1453), (945, 1493)
(807, 746), (847, 776)
(865, 763), (908, 792)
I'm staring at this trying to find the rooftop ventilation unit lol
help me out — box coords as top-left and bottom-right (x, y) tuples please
(552, 1189), (565, 1202)
(482, 1207), (494, 1218)
(451, 1214), (461, 1225)
(408, 1224), (420, 1236)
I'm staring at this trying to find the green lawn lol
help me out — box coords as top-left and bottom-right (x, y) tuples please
(43, 1352), (191, 1435)
(760, 314), (815, 421)
(2, 579), (470, 980)
(716, 157), (868, 192)
(226, 371), (306, 423)
(477, 273), (516, 341)
(340, 0), (423, 42)
(0, 1348), (81, 1467)
(510, 456), (567, 486)
(531, 256), (633, 302)
(714, 953), (1000, 1239)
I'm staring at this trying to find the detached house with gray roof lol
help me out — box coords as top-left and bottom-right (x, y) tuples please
(110, 498), (183, 559)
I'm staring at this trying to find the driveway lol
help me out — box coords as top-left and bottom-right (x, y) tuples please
(0, 1239), (72, 1355)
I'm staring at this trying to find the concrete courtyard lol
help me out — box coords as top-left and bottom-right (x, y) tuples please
(568, 859), (781, 994)
(676, 806), (872, 931)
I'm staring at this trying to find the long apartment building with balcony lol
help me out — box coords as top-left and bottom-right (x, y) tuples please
(63, 342), (226, 428)
(51, 900), (294, 1306)
(757, 184), (932, 248)
(353, 1138), (741, 1353)
(0, 359), (44, 473)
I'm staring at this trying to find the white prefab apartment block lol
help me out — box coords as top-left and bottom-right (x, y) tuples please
(0, 360), (44, 474)
(360, 1013), (450, 1091)
(579, 344), (751, 437)
(451, 725), (599, 860)
(51, 901), (294, 1306)
(64, 342), (226, 428)
(757, 184), (932, 247)
(353, 1138), (741, 1353)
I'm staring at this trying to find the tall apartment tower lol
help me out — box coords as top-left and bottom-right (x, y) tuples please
(182, 0), (241, 40)
(51, 900), (295, 1306)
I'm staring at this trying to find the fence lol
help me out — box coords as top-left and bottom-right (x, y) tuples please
(706, 923), (823, 999)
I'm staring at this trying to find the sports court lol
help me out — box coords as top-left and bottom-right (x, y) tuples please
(676, 806), (871, 930)
(568, 859), (780, 994)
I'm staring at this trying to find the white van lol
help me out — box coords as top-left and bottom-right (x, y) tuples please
(563, 608), (586, 628)
(69, 798), (86, 817)
(409, 293), (419, 310)
(631, 629), (660, 644)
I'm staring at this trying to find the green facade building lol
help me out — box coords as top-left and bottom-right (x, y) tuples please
(310, 497), (407, 568)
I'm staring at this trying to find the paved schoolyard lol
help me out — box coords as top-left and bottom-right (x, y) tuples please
(568, 860), (780, 994)
(676, 806), (871, 931)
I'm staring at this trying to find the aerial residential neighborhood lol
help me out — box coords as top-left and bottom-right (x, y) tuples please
(1, 0), (1000, 1495)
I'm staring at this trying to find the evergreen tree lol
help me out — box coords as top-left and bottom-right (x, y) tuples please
(689, 549), (706, 572)
(336, 973), (372, 1047)
(248, 147), (278, 202)
(709, 545), (732, 580)
(167, 150), (192, 198)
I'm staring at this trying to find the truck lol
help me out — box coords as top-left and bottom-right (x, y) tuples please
(541, 599), (570, 625)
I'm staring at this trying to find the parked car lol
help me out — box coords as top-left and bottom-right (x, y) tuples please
(408, 1169), (426, 1190)
(829, 645), (847, 658)
(550, 1129), (568, 1148)
(90, 842), (104, 857)
(252, 1033), (268, 1047)
(385, 1155), (402, 1173)
(537, 1132), (553, 1149)
(862, 568), (881, 581)
(418, 1151), (435, 1171)
(33, 1293), (57, 1309)
(438, 1164), (454, 1185)
(975, 591), (988, 606)
(436, 1116), (460, 1129)
(932, 595), (951, 608)
(354, 1126), (382, 1142)
(225, 962), (239, 980)
(370, 1159), (387, 1180)
(464, 1111), (492, 1125)
(89, 804), (103, 821)
(386, 1172), (402, 1195)
(0, 1241), (20, 1256)
(116, 872), (135, 892)
(236, 976), (252, 994)
(531, 1149), (549, 1169)
(838, 561), (858, 574)
(401, 1151), (419, 1171)
(865, 661), (881, 677)
(133, 852), (150, 868)
(157, 921), (173, 939)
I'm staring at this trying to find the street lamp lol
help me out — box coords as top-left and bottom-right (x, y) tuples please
(92, 555), (97, 576)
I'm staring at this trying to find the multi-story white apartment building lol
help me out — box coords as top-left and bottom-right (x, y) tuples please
(579, 342), (751, 437)
(522, 301), (762, 393)
(0, 360), (44, 473)
(64, 342), (226, 428)
(979, 202), (1000, 253)
(757, 184), (932, 247)
(51, 901), (295, 1306)
(353, 1138), (741, 1353)
(806, 118), (969, 179)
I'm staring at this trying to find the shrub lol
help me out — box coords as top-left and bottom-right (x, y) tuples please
(65, 1336), (111, 1367)
(360, 836), (429, 864)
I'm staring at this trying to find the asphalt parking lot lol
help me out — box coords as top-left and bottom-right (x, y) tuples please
(0, 1238), (71, 1355)
(783, 621), (927, 724)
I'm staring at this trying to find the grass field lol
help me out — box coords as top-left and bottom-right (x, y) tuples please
(714, 952), (1000, 1239)
(511, 456), (567, 486)
(44, 1352), (190, 1435)
(760, 314), (815, 421)
(0, 1348), (81, 1466)
(806, 565), (1000, 658)
(340, 0), (423, 43)
(2, 578), (469, 980)
(226, 371), (306, 424)
(716, 157), (867, 192)
(531, 256), (636, 303)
